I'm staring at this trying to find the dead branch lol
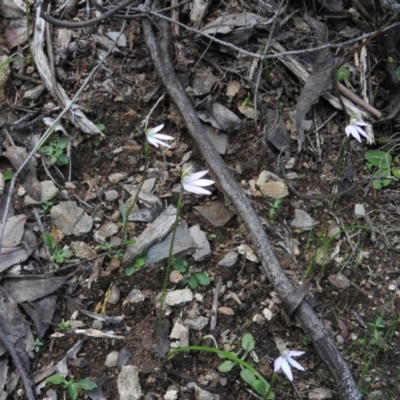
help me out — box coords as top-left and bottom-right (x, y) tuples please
(141, 8), (362, 400)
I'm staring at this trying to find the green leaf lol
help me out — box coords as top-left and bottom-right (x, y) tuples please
(392, 167), (400, 179)
(58, 138), (69, 149)
(372, 179), (391, 190)
(240, 369), (256, 385)
(62, 250), (72, 259)
(68, 382), (79, 400)
(336, 67), (350, 81)
(188, 275), (198, 289)
(193, 272), (210, 286)
(46, 374), (66, 385)
(365, 150), (391, 169)
(242, 333), (255, 352)
(3, 170), (14, 180)
(78, 379), (97, 390)
(44, 232), (56, 254)
(56, 154), (69, 166)
(172, 258), (188, 273)
(252, 379), (268, 396)
(125, 265), (135, 276)
(96, 123), (106, 132)
(218, 360), (236, 372)
(133, 254), (146, 270)
(53, 252), (64, 264)
(124, 239), (136, 245)
(396, 66), (400, 81)
(40, 146), (53, 155)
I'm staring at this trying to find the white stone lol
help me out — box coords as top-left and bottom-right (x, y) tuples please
(118, 366), (142, 400)
(262, 308), (273, 321)
(164, 389), (178, 400)
(165, 289), (193, 306)
(105, 351), (119, 368)
(354, 204), (365, 218)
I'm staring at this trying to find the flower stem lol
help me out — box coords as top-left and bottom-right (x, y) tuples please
(121, 138), (150, 245)
(157, 183), (184, 354)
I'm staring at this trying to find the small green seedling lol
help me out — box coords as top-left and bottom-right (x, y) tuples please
(367, 315), (386, 348)
(364, 149), (400, 189)
(166, 333), (274, 399)
(172, 258), (210, 289)
(33, 338), (44, 352)
(268, 199), (282, 223)
(336, 66), (350, 81)
(40, 138), (69, 166)
(44, 232), (72, 264)
(205, 231), (217, 241)
(58, 320), (70, 331)
(101, 242), (115, 251)
(125, 251), (147, 276)
(41, 200), (54, 211)
(46, 374), (97, 400)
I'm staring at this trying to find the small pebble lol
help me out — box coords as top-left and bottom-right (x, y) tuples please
(92, 320), (103, 330)
(104, 190), (119, 202)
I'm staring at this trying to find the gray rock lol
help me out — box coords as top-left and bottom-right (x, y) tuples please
(146, 221), (195, 265)
(92, 320), (103, 330)
(24, 180), (59, 205)
(170, 320), (189, 340)
(165, 289), (193, 306)
(290, 209), (317, 231)
(94, 222), (119, 244)
(366, 391), (383, 400)
(105, 351), (119, 368)
(118, 365), (142, 400)
(70, 241), (96, 259)
(194, 384), (219, 400)
(184, 316), (209, 331)
(109, 172), (127, 183)
(189, 225), (211, 261)
(51, 201), (93, 236)
(194, 201), (234, 227)
(127, 289), (145, 303)
(104, 190), (119, 202)
(308, 387), (333, 399)
(218, 251), (238, 267)
(203, 124), (229, 155)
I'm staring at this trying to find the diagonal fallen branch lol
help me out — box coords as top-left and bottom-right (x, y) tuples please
(141, 7), (362, 400)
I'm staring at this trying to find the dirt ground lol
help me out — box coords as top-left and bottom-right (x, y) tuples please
(1, 0), (400, 399)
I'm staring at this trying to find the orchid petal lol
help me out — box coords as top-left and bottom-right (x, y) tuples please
(148, 124), (164, 134)
(280, 358), (293, 381)
(274, 356), (282, 372)
(288, 351), (305, 357)
(354, 125), (369, 139)
(188, 179), (215, 187)
(184, 170), (209, 181)
(148, 137), (172, 148)
(152, 133), (174, 140)
(183, 184), (212, 195)
(287, 357), (305, 371)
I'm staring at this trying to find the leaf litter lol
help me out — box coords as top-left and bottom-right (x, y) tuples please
(0, 1), (400, 399)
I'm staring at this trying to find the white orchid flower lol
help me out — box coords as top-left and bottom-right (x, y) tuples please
(182, 169), (214, 195)
(345, 116), (371, 143)
(274, 348), (305, 381)
(146, 124), (174, 148)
